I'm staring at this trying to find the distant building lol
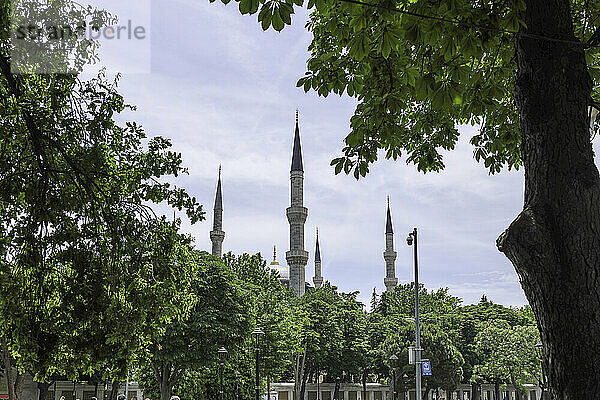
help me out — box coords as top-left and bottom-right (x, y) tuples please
(268, 382), (544, 400)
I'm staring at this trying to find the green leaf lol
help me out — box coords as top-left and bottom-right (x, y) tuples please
(239, 0), (252, 15)
(258, 4), (273, 30)
(272, 7), (284, 31)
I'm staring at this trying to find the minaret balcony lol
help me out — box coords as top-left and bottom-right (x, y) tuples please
(383, 250), (397, 261)
(286, 206), (308, 223)
(384, 277), (398, 289)
(286, 249), (309, 265)
(210, 230), (225, 240)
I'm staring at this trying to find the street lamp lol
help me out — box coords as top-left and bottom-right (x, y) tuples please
(218, 347), (228, 400)
(389, 354), (398, 400)
(252, 327), (265, 400)
(407, 227), (422, 400)
(402, 374), (409, 400)
(534, 342), (547, 400)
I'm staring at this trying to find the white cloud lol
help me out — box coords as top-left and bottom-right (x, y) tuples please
(101, 0), (528, 307)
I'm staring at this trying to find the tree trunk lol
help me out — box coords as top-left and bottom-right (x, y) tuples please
(160, 366), (172, 400)
(3, 339), (15, 400)
(494, 381), (500, 400)
(497, 0), (600, 398)
(14, 374), (24, 400)
(37, 382), (51, 400)
(361, 370), (367, 400)
(109, 381), (121, 400)
(2, 340), (24, 400)
(509, 375), (521, 400)
(159, 383), (171, 400)
(300, 366), (310, 400)
(471, 383), (480, 400)
(294, 349), (307, 400)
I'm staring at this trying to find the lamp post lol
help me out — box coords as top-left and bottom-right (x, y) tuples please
(402, 374), (409, 400)
(252, 327), (265, 400)
(389, 354), (398, 400)
(317, 368), (320, 400)
(407, 228), (421, 400)
(534, 342), (546, 400)
(218, 347), (228, 400)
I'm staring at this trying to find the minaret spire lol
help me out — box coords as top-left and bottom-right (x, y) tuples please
(210, 165), (225, 257)
(383, 196), (398, 291)
(286, 110), (309, 296)
(313, 227), (323, 288)
(291, 109), (303, 171)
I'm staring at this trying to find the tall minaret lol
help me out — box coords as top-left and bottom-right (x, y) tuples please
(210, 166), (225, 257)
(286, 110), (309, 296)
(313, 228), (323, 289)
(383, 196), (398, 291)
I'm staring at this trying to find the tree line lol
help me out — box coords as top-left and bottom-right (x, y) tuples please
(135, 255), (543, 400)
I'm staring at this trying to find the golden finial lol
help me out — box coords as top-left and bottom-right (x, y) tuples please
(295, 109), (299, 124)
(271, 245), (279, 265)
(316, 227), (319, 239)
(387, 195), (390, 207)
(218, 164), (222, 179)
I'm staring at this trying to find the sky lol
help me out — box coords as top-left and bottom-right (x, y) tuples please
(78, 0), (532, 307)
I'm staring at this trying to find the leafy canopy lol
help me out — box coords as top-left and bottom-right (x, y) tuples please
(210, 0), (600, 177)
(0, 0), (204, 381)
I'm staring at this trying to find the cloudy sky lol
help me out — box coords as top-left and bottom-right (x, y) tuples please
(81, 0), (533, 306)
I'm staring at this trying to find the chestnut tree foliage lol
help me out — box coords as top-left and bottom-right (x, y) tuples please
(214, 0), (599, 177)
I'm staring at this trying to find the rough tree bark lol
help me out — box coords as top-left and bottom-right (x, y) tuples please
(299, 366), (310, 400)
(37, 381), (52, 400)
(153, 364), (183, 400)
(333, 379), (340, 400)
(423, 387), (430, 400)
(497, 0), (600, 398)
(109, 381), (120, 400)
(469, 383), (480, 400)
(293, 348), (307, 400)
(2, 340), (24, 400)
(494, 380), (500, 400)
(361, 369), (367, 400)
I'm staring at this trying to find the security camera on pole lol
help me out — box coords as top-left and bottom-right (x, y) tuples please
(406, 228), (422, 400)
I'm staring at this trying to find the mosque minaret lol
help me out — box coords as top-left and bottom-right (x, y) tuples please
(383, 196), (398, 291)
(210, 165), (225, 257)
(209, 111), (400, 296)
(313, 228), (323, 289)
(286, 110), (309, 297)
